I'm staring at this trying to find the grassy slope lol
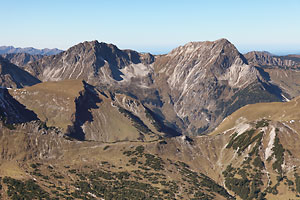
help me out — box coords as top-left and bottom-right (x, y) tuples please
(8, 79), (161, 143)
(9, 79), (83, 130)
(211, 96), (300, 136)
(265, 68), (300, 98)
(208, 96), (300, 199)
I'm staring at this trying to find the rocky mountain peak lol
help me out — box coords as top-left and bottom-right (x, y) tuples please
(156, 38), (251, 92)
(163, 38), (247, 77)
(69, 40), (154, 67)
(24, 40), (155, 85)
(153, 39), (276, 135)
(169, 38), (238, 57)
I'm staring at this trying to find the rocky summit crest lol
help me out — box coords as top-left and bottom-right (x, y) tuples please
(24, 40), (155, 86)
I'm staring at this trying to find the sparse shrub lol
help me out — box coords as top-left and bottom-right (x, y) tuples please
(103, 145), (110, 150)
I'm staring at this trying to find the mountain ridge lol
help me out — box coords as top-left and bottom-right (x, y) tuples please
(244, 51), (300, 68)
(1, 53), (43, 67)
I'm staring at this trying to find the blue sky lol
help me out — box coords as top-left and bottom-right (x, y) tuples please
(0, 0), (300, 54)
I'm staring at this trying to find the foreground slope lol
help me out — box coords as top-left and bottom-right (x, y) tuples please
(0, 121), (232, 199)
(209, 96), (300, 199)
(2, 83), (300, 199)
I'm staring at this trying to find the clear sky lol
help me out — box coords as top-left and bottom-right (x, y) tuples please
(0, 0), (300, 55)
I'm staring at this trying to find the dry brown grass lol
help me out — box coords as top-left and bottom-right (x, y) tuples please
(211, 96), (300, 135)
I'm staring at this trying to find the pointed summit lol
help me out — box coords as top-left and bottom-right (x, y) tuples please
(158, 38), (248, 83)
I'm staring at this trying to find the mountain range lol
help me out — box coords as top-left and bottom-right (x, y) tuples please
(0, 46), (63, 56)
(1, 39), (300, 199)
(19, 39), (293, 135)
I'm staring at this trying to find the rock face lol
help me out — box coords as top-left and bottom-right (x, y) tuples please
(0, 46), (63, 56)
(23, 39), (285, 135)
(0, 56), (41, 88)
(153, 39), (282, 134)
(1, 53), (43, 67)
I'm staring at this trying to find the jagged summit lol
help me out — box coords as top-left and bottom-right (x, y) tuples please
(65, 40), (154, 66)
(24, 40), (155, 85)
(170, 38), (237, 53)
(167, 38), (246, 72)
(244, 50), (300, 68)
